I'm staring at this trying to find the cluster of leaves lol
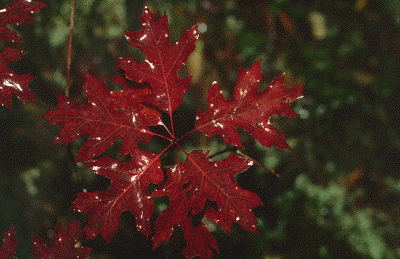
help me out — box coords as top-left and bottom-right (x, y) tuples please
(0, 0), (303, 258)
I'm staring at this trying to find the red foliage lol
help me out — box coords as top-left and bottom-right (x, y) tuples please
(32, 221), (91, 258)
(42, 75), (162, 162)
(196, 67), (303, 149)
(0, 0), (46, 43)
(72, 149), (164, 242)
(0, 47), (35, 109)
(1, 1), (303, 258)
(151, 151), (262, 256)
(117, 8), (198, 114)
(0, 225), (17, 259)
(0, 0), (46, 109)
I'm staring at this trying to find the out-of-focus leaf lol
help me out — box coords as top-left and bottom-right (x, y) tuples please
(32, 221), (91, 259)
(0, 225), (17, 259)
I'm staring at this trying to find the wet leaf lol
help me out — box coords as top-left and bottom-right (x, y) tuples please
(42, 74), (162, 162)
(0, 48), (35, 109)
(72, 149), (164, 241)
(117, 7), (198, 113)
(0, 0), (46, 42)
(38, 7), (302, 259)
(195, 61), (303, 149)
(152, 151), (262, 257)
(0, 0), (45, 109)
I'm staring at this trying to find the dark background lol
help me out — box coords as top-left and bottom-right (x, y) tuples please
(1, 0), (399, 258)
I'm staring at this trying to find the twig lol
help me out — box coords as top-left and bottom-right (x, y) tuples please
(236, 150), (281, 178)
(65, 0), (75, 97)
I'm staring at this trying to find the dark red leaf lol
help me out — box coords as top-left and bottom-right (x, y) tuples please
(32, 221), (91, 259)
(182, 151), (262, 232)
(195, 60), (303, 148)
(0, 225), (17, 259)
(152, 151), (262, 256)
(0, 47), (35, 109)
(72, 148), (164, 242)
(42, 74), (162, 162)
(0, 0), (47, 42)
(152, 164), (196, 248)
(151, 164), (217, 258)
(181, 220), (218, 259)
(117, 7), (198, 113)
(37, 6), (303, 259)
(0, 0), (46, 109)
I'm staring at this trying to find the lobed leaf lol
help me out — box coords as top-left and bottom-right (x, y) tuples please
(181, 220), (219, 259)
(0, 225), (17, 259)
(42, 74), (162, 162)
(117, 7), (198, 113)
(0, 0), (47, 42)
(152, 151), (262, 256)
(195, 60), (303, 148)
(32, 221), (91, 258)
(0, 47), (35, 109)
(182, 151), (262, 232)
(151, 164), (195, 249)
(72, 149), (164, 242)
(0, 0), (45, 109)
(38, 6), (303, 259)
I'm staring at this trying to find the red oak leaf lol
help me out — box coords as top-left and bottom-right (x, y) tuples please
(32, 221), (91, 259)
(0, 0), (45, 109)
(151, 164), (218, 259)
(181, 220), (218, 259)
(0, 0), (47, 42)
(71, 148), (164, 242)
(0, 225), (17, 259)
(117, 7), (198, 114)
(195, 60), (304, 148)
(181, 151), (262, 232)
(42, 74), (162, 162)
(152, 151), (262, 256)
(151, 164), (196, 249)
(39, 6), (303, 259)
(0, 47), (35, 109)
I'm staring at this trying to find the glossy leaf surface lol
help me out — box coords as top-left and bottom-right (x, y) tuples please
(42, 74), (162, 162)
(117, 7), (198, 113)
(152, 151), (262, 256)
(181, 220), (218, 259)
(72, 149), (164, 242)
(0, 47), (35, 109)
(0, 225), (17, 259)
(0, 0), (46, 42)
(151, 163), (195, 249)
(35, 7), (302, 259)
(195, 60), (304, 148)
(32, 221), (91, 258)
(0, 0), (45, 109)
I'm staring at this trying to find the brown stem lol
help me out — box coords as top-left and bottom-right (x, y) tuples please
(236, 150), (281, 178)
(66, 0), (75, 97)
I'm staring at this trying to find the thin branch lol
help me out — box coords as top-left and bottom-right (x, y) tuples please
(65, 0), (75, 97)
(206, 147), (237, 160)
(236, 150), (281, 178)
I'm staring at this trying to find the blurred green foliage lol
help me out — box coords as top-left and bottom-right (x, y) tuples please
(1, 0), (399, 258)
